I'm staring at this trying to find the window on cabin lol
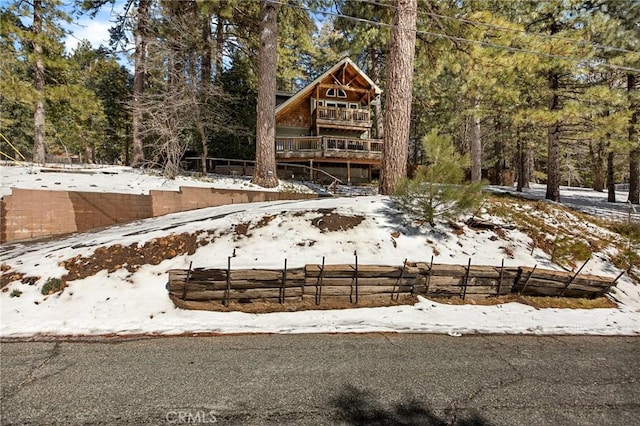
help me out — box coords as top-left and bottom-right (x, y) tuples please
(326, 88), (347, 98)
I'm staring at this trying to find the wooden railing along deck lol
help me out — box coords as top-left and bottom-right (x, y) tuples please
(275, 136), (382, 162)
(316, 106), (370, 125)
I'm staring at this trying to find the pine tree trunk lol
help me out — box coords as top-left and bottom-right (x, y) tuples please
(252, 0), (278, 188)
(628, 74), (639, 204)
(516, 128), (528, 192)
(132, 0), (150, 167)
(32, 0), (46, 164)
(607, 151), (616, 202)
(494, 119), (504, 185)
(471, 97), (482, 182)
(202, 11), (212, 83)
(200, 8), (213, 174)
(591, 140), (605, 192)
(370, 48), (384, 139)
(379, 0), (417, 195)
(215, 13), (224, 83)
(545, 71), (561, 202)
(526, 147), (534, 185)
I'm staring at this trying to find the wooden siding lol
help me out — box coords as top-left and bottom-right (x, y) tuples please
(277, 100), (312, 129)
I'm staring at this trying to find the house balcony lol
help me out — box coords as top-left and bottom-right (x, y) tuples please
(275, 136), (383, 164)
(313, 106), (371, 131)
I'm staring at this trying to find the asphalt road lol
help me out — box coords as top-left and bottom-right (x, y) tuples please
(1, 334), (638, 425)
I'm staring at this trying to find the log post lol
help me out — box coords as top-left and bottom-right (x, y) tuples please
(392, 259), (407, 301)
(597, 270), (626, 298)
(315, 256), (325, 305)
(280, 258), (288, 304)
(350, 252), (359, 304)
(519, 264), (537, 295)
(225, 256), (231, 307)
(497, 259), (504, 296)
(181, 261), (193, 300)
(461, 258), (471, 300)
(425, 255), (434, 295)
(559, 258), (590, 297)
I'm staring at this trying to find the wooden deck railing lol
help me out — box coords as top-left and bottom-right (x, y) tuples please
(316, 106), (370, 124)
(275, 136), (382, 157)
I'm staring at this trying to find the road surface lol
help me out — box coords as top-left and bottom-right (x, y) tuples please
(1, 334), (638, 425)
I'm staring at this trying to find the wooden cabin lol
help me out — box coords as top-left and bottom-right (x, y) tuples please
(275, 58), (382, 184)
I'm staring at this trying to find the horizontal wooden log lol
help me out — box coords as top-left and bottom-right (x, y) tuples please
(168, 279), (304, 292)
(302, 285), (414, 296)
(427, 276), (509, 287)
(305, 264), (421, 278)
(515, 285), (602, 298)
(302, 276), (422, 287)
(427, 264), (519, 279)
(169, 269), (305, 282)
(426, 285), (506, 295)
(428, 264), (467, 276)
(520, 267), (611, 286)
(169, 294), (303, 311)
(412, 284), (428, 294)
(513, 277), (607, 293)
(180, 287), (303, 301)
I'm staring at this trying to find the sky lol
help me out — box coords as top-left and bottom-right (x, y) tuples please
(63, 0), (130, 59)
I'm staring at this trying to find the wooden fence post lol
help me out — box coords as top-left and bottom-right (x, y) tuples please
(461, 258), (471, 300)
(225, 256), (231, 307)
(559, 258), (590, 297)
(497, 259), (504, 296)
(280, 258), (288, 304)
(519, 264), (537, 295)
(597, 270), (626, 298)
(350, 252), (359, 304)
(392, 259), (408, 301)
(425, 255), (434, 295)
(181, 261), (193, 300)
(315, 256), (325, 305)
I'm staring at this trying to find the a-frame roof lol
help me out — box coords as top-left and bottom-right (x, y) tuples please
(275, 58), (382, 120)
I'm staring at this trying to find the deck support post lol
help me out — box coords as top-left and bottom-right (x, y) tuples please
(347, 161), (351, 184)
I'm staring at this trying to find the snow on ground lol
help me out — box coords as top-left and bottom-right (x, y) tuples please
(489, 184), (640, 222)
(0, 165), (639, 338)
(0, 163), (314, 197)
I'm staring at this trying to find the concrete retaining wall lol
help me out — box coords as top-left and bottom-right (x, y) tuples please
(1, 187), (317, 243)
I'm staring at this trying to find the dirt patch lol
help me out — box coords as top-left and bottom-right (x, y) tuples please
(255, 215), (276, 228)
(60, 232), (204, 282)
(0, 264), (40, 289)
(234, 215), (276, 239)
(310, 209), (365, 233)
(234, 222), (250, 237)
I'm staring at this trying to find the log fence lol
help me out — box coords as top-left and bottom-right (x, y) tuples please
(167, 256), (620, 310)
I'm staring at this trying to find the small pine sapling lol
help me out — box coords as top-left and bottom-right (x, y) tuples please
(393, 130), (484, 226)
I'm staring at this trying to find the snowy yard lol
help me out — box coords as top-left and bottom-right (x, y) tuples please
(1, 164), (639, 338)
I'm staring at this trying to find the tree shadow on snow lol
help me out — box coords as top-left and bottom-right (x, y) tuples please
(375, 198), (450, 242)
(331, 383), (490, 426)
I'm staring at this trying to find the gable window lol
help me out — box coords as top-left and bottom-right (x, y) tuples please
(326, 88), (347, 98)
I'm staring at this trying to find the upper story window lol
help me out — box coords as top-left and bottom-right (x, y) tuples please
(326, 88), (347, 98)
(318, 99), (360, 109)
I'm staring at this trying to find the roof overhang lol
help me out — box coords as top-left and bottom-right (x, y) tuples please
(276, 58), (382, 120)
